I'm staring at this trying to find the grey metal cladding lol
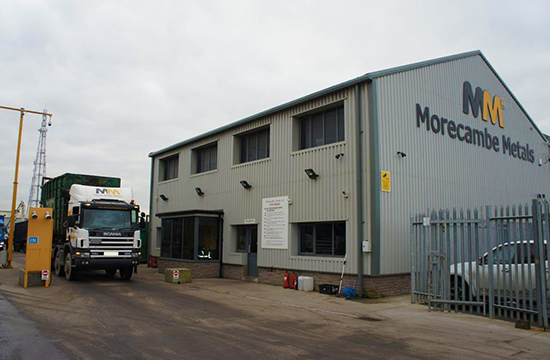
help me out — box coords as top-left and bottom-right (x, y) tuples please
(374, 54), (550, 275)
(150, 87), (367, 275)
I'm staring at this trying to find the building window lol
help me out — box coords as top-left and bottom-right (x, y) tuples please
(159, 154), (179, 181)
(299, 105), (344, 150)
(195, 143), (217, 174)
(239, 128), (270, 163)
(160, 216), (219, 261)
(299, 222), (345, 256)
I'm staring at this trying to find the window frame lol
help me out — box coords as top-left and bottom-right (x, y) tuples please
(158, 154), (179, 182)
(159, 215), (221, 262)
(194, 143), (218, 174)
(238, 127), (270, 164)
(299, 105), (345, 150)
(298, 221), (346, 257)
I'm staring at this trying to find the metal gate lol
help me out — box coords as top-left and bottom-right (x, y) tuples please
(411, 199), (550, 328)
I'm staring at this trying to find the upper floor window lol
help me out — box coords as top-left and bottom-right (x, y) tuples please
(299, 105), (344, 150)
(195, 143), (217, 174)
(239, 128), (270, 163)
(299, 221), (345, 256)
(159, 154), (179, 182)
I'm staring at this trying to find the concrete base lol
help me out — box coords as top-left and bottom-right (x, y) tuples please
(164, 268), (192, 284)
(18, 269), (47, 287)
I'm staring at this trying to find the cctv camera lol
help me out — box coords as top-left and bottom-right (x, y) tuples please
(539, 159), (543, 166)
(335, 153), (344, 159)
(45, 211), (52, 220)
(31, 211), (38, 219)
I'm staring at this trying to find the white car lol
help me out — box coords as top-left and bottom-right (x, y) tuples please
(449, 240), (548, 301)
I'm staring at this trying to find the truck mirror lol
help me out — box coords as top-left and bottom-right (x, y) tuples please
(61, 189), (70, 201)
(141, 212), (145, 218)
(68, 215), (78, 228)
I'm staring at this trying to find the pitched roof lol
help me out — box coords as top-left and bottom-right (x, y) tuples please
(150, 50), (545, 157)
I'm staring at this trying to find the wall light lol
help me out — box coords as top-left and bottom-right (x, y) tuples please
(240, 180), (252, 190)
(195, 187), (204, 196)
(304, 169), (319, 180)
(159, 194), (169, 201)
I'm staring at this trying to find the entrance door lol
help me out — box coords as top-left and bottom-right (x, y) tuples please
(247, 226), (258, 277)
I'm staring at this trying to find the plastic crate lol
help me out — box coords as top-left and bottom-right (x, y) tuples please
(319, 284), (339, 295)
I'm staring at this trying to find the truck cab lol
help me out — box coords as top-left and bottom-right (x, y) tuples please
(54, 185), (142, 280)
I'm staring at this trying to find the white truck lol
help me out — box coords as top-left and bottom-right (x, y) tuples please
(52, 184), (143, 280)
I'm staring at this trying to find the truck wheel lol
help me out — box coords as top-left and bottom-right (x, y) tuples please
(119, 267), (133, 280)
(105, 269), (117, 276)
(65, 252), (78, 281)
(54, 251), (65, 277)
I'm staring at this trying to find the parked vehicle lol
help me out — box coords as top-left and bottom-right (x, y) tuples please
(0, 215), (5, 251)
(41, 173), (143, 281)
(450, 240), (549, 300)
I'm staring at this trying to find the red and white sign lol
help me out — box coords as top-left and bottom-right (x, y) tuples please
(41, 270), (50, 281)
(173, 270), (179, 280)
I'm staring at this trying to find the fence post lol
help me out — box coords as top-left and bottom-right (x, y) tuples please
(486, 205), (494, 319)
(411, 215), (416, 304)
(532, 199), (548, 328)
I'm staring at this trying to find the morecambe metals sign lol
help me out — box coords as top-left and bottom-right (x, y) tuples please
(415, 81), (535, 164)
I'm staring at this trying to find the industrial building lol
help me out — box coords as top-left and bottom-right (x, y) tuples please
(148, 50), (549, 296)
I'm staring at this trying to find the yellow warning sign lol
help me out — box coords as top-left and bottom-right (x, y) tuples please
(381, 171), (391, 192)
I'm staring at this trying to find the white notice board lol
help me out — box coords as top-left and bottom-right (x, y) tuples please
(261, 196), (289, 249)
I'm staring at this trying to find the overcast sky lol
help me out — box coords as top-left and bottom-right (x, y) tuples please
(1, 0), (549, 214)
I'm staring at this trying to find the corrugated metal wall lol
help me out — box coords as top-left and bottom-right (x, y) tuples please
(150, 86), (369, 275)
(374, 55), (550, 275)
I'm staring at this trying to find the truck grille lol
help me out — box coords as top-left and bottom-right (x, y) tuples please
(89, 236), (134, 258)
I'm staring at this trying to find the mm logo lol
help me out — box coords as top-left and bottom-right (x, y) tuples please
(462, 81), (505, 128)
(96, 188), (121, 196)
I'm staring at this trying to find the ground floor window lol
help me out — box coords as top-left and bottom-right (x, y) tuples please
(299, 222), (345, 256)
(160, 216), (220, 261)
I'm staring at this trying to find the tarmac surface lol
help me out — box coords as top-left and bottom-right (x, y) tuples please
(1, 252), (550, 360)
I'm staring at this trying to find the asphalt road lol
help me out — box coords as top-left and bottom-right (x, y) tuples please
(1, 252), (549, 360)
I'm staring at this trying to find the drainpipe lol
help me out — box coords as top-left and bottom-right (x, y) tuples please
(355, 84), (364, 297)
(148, 157), (154, 264)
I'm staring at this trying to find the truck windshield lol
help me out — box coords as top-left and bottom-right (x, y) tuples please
(81, 209), (137, 231)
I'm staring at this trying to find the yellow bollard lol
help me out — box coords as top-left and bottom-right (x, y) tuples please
(21, 207), (54, 288)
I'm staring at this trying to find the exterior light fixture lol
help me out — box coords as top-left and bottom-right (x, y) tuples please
(195, 187), (204, 196)
(159, 194), (169, 201)
(240, 180), (252, 190)
(397, 151), (407, 158)
(304, 169), (319, 180)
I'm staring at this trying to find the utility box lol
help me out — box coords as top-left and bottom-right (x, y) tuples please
(164, 268), (192, 284)
(19, 207), (54, 288)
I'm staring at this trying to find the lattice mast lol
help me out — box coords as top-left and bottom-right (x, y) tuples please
(28, 109), (51, 212)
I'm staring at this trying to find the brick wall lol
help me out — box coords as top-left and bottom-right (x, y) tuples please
(157, 259), (220, 279)
(258, 267), (409, 297)
(157, 259), (409, 296)
(222, 264), (247, 280)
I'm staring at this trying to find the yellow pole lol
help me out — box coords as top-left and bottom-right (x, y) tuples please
(6, 109), (25, 269)
(1, 105), (52, 269)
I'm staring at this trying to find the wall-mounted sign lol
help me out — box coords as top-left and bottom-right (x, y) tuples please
(414, 81), (535, 164)
(381, 171), (391, 192)
(244, 218), (256, 224)
(261, 196), (289, 249)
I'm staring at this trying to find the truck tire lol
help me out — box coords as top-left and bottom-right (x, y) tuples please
(54, 251), (65, 277)
(119, 267), (133, 280)
(65, 252), (78, 281)
(105, 269), (117, 276)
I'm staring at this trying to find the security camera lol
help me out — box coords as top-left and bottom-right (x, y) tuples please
(397, 151), (407, 158)
(45, 211), (52, 220)
(31, 211), (38, 219)
(335, 153), (344, 159)
(342, 191), (349, 198)
(539, 159), (543, 166)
